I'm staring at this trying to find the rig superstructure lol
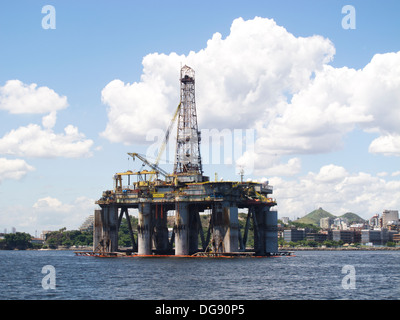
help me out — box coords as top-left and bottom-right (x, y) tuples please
(92, 66), (279, 257)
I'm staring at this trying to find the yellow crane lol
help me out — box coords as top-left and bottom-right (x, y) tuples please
(154, 102), (181, 169)
(128, 153), (169, 178)
(128, 102), (181, 181)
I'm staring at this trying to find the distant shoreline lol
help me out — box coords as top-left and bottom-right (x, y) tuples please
(38, 246), (93, 251)
(280, 246), (400, 251)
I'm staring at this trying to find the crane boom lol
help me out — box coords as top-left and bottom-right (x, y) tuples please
(128, 103), (181, 181)
(128, 152), (169, 177)
(154, 102), (181, 167)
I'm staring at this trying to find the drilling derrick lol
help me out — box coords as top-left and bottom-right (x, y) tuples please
(174, 66), (203, 182)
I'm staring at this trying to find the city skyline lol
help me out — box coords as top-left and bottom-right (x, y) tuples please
(1, 1), (400, 235)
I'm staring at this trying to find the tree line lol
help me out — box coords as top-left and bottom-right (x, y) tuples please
(0, 229), (93, 250)
(0, 232), (34, 250)
(0, 218), (137, 250)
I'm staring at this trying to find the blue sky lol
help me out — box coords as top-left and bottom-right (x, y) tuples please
(1, 1), (400, 234)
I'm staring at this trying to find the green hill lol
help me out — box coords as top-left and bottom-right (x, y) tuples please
(296, 207), (335, 226)
(295, 208), (365, 227)
(339, 212), (365, 224)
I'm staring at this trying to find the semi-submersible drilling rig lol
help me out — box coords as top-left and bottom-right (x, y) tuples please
(93, 66), (279, 257)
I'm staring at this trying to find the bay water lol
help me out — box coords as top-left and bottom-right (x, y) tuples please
(0, 250), (399, 300)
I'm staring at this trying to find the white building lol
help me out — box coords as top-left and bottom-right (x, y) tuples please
(79, 215), (94, 232)
(382, 210), (399, 228)
(281, 217), (290, 225)
(320, 217), (334, 229)
(333, 217), (348, 230)
(369, 214), (380, 228)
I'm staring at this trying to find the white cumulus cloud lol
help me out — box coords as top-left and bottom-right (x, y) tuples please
(27, 196), (97, 232)
(0, 158), (35, 182)
(369, 134), (400, 156)
(314, 164), (349, 183)
(33, 196), (69, 212)
(0, 80), (68, 114)
(0, 79), (94, 159)
(100, 16), (400, 175)
(0, 196), (95, 233)
(270, 165), (400, 220)
(0, 124), (94, 158)
(258, 51), (400, 158)
(41, 111), (57, 129)
(101, 17), (335, 145)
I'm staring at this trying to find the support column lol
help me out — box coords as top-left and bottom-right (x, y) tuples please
(175, 202), (189, 255)
(188, 206), (200, 254)
(253, 206), (266, 256)
(93, 206), (118, 252)
(93, 209), (102, 252)
(153, 203), (169, 253)
(223, 205), (239, 253)
(211, 203), (225, 252)
(265, 209), (278, 255)
(138, 202), (152, 255)
(210, 202), (238, 253)
(107, 205), (119, 252)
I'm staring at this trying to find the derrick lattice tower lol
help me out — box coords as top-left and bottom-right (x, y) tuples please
(173, 65), (203, 178)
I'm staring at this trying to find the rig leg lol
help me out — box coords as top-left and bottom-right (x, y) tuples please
(153, 204), (169, 253)
(252, 206), (278, 255)
(265, 208), (278, 254)
(138, 203), (152, 255)
(211, 202), (239, 253)
(188, 206), (200, 254)
(175, 202), (189, 255)
(211, 203), (225, 253)
(253, 206), (265, 256)
(223, 205), (239, 253)
(93, 206), (118, 253)
(93, 209), (102, 252)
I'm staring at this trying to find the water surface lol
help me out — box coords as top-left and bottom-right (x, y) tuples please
(0, 250), (399, 300)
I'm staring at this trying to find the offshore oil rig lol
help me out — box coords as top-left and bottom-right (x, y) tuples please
(91, 66), (280, 257)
